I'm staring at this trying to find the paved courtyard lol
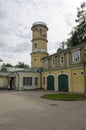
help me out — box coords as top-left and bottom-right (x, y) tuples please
(0, 90), (86, 130)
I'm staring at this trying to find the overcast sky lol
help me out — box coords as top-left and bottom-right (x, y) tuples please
(0, 0), (84, 66)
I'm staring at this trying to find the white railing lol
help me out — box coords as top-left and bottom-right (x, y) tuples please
(32, 22), (47, 27)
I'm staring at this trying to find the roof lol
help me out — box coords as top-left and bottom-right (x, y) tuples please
(31, 21), (48, 30)
(42, 42), (86, 60)
(0, 67), (28, 72)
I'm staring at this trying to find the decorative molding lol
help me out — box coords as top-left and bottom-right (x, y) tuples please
(71, 48), (80, 52)
(32, 49), (47, 53)
(31, 38), (48, 42)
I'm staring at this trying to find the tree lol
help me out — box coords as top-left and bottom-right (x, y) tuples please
(75, 2), (86, 23)
(15, 62), (30, 69)
(65, 38), (72, 48)
(2, 63), (13, 67)
(66, 2), (86, 47)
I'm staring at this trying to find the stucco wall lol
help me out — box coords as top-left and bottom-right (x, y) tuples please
(42, 67), (85, 93)
(31, 53), (48, 68)
(0, 76), (8, 89)
(16, 72), (41, 90)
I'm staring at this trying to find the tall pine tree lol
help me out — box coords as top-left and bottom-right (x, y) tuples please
(66, 2), (86, 47)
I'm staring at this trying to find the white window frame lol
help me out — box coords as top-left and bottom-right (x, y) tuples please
(44, 59), (48, 69)
(72, 49), (80, 64)
(60, 54), (64, 66)
(52, 57), (56, 68)
(23, 77), (32, 86)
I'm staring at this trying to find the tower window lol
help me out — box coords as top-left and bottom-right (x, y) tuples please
(39, 29), (42, 35)
(34, 43), (37, 48)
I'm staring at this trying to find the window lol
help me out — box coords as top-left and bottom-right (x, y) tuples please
(34, 58), (36, 61)
(52, 58), (56, 68)
(72, 50), (80, 64)
(44, 59), (48, 69)
(23, 77), (32, 86)
(74, 73), (76, 75)
(60, 55), (64, 66)
(35, 77), (38, 86)
(39, 28), (42, 35)
(81, 72), (83, 74)
(34, 43), (37, 48)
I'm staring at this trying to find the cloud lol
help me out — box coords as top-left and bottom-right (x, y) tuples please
(0, 41), (7, 47)
(0, 9), (7, 19)
(0, 0), (84, 65)
(11, 42), (31, 53)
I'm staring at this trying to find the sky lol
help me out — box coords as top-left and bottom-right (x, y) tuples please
(0, 0), (85, 66)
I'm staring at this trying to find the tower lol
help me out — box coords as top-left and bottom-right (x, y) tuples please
(31, 22), (48, 68)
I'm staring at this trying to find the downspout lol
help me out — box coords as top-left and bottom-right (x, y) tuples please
(15, 72), (20, 90)
(84, 47), (86, 93)
(84, 61), (86, 92)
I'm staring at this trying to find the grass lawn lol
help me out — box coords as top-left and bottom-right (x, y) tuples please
(41, 93), (86, 101)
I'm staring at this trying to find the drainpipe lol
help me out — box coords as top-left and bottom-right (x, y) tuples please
(84, 47), (86, 93)
(15, 72), (20, 90)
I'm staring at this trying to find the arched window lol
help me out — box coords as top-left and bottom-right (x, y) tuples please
(34, 43), (37, 48)
(39, 29), (42, 35)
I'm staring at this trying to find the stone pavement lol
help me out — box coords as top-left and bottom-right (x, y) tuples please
(0, 90), (86, 130)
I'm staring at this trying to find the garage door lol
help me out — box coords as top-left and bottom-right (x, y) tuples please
(47, 75), (54, 90)
(58, 74), (68, 92)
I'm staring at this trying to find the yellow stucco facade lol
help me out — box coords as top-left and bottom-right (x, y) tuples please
(42, 67), (85, 93)
(41, 42), (86, 93)
(31, 53), (48, 68)
(0, 76), (8, 89)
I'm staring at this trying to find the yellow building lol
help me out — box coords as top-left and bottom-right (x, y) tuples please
(42, 43), (86, 93)
(0, 72), (8, 89)
(0, 22), (86, 93)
